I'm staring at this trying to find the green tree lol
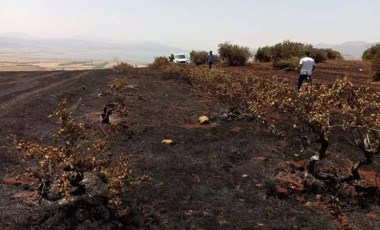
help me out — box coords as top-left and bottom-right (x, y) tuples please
(362, 44), (380, 60)
(254, 46), (272, 62)
(271, 40), (307, 61)
(218, 42), (252, 66)
(372, 52), (380, 81)
(190, 50), (208, 65)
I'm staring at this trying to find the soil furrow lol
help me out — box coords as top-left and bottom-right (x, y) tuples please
(0, 70), (92, 116)
(0, 71), (87, 99)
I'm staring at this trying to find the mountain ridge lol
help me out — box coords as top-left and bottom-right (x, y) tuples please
(0, 34), (187, 62)
(1, 33), (378, 61)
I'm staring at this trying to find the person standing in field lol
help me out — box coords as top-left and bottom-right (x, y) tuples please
(207, 51), (214, 69)
(295, 51), (316, 91)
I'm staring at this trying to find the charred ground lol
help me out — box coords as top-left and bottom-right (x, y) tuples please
(0, 61), (379, 229)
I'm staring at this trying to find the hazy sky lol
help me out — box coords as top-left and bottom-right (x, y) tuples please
(0, 0), (379, 49)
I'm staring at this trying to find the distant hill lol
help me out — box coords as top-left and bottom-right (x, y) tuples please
(0, 34), (186, 63)
(315, 41), (376, 60)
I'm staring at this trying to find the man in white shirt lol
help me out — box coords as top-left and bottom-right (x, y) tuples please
(295, 51), (316, 91)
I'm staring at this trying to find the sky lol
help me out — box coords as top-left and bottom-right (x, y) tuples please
(0, 0), (379, 50)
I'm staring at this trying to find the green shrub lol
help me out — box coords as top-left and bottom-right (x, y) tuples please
(212, 54), (221, 65)
(255, 41), (341, 69)
(271, 40), (308, 61)
(372, 52), (380, 81)
(254, 46), (272, 62)
(324, 48), (343, 60)
(310, 48), (328, 63)
(362, 44), (380, 60)
(310, 48), (343, 62)
(273, 57), (300, 70)
(218, 42), (252, 66)
(150, 56), (170, 69)
(190, 50), (208, 65)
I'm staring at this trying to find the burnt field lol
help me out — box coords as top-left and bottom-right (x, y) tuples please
(0, 61), (380, 229)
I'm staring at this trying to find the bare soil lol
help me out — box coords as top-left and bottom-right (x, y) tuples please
(0, 61), (379, 229)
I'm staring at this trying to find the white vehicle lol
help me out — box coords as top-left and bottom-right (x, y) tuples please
(172, 53), (189, 64)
